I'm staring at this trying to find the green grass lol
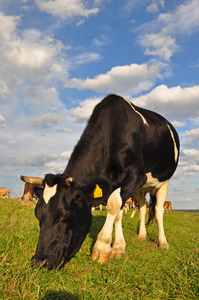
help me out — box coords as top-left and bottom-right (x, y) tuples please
(0, 198), (198, 299)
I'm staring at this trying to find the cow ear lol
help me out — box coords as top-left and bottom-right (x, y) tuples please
(65, 177), (74, 187)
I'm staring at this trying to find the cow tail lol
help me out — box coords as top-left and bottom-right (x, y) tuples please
(146, 191), (156, 227)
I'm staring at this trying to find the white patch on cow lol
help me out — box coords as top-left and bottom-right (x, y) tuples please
(123, 97), (149, 126)
(107, 187), (122, 215)
(131, 105), (149, 126)
(43, 183), (57, 204)
(138, 172), (168, 192)
(167, 124), (178, 163)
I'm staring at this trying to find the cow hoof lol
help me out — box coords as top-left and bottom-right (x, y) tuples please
(159, 243), (169, 250)
(110, 251), (125, 260)
(91, 251), (98, 261)
(98, 253), (110, 263)
(138, 234), (147, 240)
(91, 251), (110, 263)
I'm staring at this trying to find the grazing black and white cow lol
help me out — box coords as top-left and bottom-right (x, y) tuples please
(20, 94), (179, 269)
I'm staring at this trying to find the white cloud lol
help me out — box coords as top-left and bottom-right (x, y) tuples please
(70, 97), (101, 122)
(172, 121), (186, 128)
(25, 86), (64, 113)
(142, 29), (176, 61)
(57, 128), (72, 133)
(74, 52), (102, 65)
(30, 113), (63, 129)
(6, 41), (50, 69)
(164, 0), (199, 36)
(0, 13), (68, 99)
(0, 115), (5, 122)
(36, 0), (99, 19)
(132, 84), (199, 120)
(94, 0), (105, 5)
(183, 128), (199, 138)
(76, 19), (85, 26)
(5, 35), (65, 71)
(65, 63), (159, 94)
(182, 164), (199, 175)
(184, 198), (193, 202)
(0, 12), (20, 42)
(1, 121), (81, 177)
(93, 34), (109, 48)
(0, 12), (79, 180)
(146, 0), (164, 13)
(139, 0), (199, 60)
(123, 0), (143, 12)
(21, 29), (42, 43)
(18, 153), (58, 167)
(17, 149), (72, 173)
(189, 59), (199, 69)
(45, 161), (66, 174)
(0, 115), (7, 128)
(60, 151), (72, 159)
(182, 128), (199, 148)
(183, 149), (199, 163)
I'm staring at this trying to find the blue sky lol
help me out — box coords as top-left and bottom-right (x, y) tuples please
(0, 0), (199, 209)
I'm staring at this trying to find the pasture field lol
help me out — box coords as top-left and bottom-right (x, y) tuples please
(0, 198), (198, 300)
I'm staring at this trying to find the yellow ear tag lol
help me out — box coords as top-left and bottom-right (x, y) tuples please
(93, 185), (103, 198)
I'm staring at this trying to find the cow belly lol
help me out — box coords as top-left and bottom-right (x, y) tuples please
(137, 172), (169, 192)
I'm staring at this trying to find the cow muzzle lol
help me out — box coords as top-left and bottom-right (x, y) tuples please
(31, 248), (66, 270)
(31, 256), (52, 270)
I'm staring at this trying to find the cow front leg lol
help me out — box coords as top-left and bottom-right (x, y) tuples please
(111, 209), (126, 259)
(137, 191), (147, 240)
(91, 212), (115, 263)
(155, 180), (170, 249)
(91, 188), (124, 263)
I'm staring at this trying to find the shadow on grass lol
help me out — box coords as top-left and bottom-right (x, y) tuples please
(41, 290), (79, 300)
(89, 214), (106, 249)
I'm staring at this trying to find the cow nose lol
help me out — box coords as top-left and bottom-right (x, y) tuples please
(31, 256), (51, 270)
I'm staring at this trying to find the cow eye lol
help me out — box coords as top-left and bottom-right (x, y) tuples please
(59, 216), (65, 222)
(55, 213), (69, 225)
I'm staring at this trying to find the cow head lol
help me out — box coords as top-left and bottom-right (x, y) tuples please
(20, 174), (92, 269)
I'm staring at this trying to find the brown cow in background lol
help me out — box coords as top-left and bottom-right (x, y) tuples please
(21, 182), (43, 201)
(0, 188), (10, 198)
(164, 201), (172, 211)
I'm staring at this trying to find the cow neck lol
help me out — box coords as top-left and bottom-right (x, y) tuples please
(64, 126), (108, 186)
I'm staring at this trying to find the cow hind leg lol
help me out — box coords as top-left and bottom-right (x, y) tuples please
(91, 188), (125, 263)
(155, 180), (170, 249)
(130, 208), (136, 218)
